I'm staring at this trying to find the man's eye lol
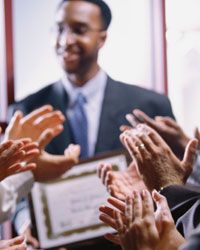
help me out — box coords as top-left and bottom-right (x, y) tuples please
(73, 26), (88, 35)
(58, 25), (65, 33)
(53, 24), (64, 34)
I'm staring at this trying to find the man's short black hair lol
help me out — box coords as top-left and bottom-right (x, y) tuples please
(59, 0), (112, 30)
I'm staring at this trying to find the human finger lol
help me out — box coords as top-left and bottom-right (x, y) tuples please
(126, 113), (140, 128)
(6, 162), (36, 176)
(125, 196), (133, 228)
(105, 170), (113, 187)
(182, 139), (198, 180)
(141, 190), (154, 218)
(132, 190), (142, 219)
(119, 125), (132, 132)
(104, 233), (120, 245)
(4, 111), (23, 140)
(124, 136), (143, 165)
(38, 125), (63, 150)
(108, 184), (126, 201)
(115, 210), (126, 235)
(34, 111), (65, 129)
(99, 212), (117, 230)
(133, 109), (155, 127)
(0, 140), (14, 154)
(101, 164), (112, 185)
(107, 197), (125, 213)
(21, 105), (53, 124)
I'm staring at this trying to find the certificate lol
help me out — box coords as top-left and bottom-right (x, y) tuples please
(30, 151), (127, 249)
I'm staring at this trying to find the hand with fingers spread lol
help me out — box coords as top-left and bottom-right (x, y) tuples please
(97, 161), (146, 200)
(0, 235), (27, 250)
(5, 105), (65, 144)
(115, 190), (186, 250)
(0, 138), (39, 181)
(129, 109), (190, 158)
(100, 190), (185, 250)
(120, 124), (198, 190)
(99, 196), (126, 244)
(5, 106), (80, 181)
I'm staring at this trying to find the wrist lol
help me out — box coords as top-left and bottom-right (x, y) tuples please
(157, 177), (184, 192)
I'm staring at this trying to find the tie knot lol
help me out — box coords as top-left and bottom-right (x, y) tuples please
(75, 93), (87, 105)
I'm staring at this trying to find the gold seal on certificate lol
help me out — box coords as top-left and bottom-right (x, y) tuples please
(29, 151), (127, 249)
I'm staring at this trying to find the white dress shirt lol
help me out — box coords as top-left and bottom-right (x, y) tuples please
(62, 69), (107, 157)
(0, 171), (34, 223)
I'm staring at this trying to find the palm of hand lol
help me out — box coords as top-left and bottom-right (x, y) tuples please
(10, 121), (44, 142)
(33, 144), (80, 181)
(108, 164), (146, 200)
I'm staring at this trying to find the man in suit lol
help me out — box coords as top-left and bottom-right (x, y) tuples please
(10, 0), (174, 156)
(9, 0), (175, 249)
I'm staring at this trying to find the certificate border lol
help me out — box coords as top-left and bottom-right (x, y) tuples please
(29, 149), (128, 249)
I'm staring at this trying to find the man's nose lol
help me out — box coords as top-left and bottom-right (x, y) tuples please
(58, 29), (76, 47)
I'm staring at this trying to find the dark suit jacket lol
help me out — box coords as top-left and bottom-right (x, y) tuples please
(181, 226), (200, 250)
(161, 184), (200, 239)
(9, 76), (175, 155)
(9, 76), (175, 250)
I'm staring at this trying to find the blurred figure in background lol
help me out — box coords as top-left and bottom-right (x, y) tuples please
(9, 0), (175, 249)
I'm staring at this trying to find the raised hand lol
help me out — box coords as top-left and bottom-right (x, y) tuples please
(116, 190), (185, 250)
(120, 124), (198, 190)
(5, 105), (65, 145)
(99, 190), (185, 250)
(0, 138), (39, 181)
(130, 109), (191, 158)
(0, 235), (27, 250)
(4, 106), (80, 182)
(97, 161), (146, 200)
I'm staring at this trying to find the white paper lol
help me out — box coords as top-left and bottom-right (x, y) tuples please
(31, 153), (127, 249)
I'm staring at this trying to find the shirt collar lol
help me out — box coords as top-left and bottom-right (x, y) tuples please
(62, 69), (107, 107)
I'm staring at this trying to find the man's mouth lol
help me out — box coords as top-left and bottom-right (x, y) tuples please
(57, 47), (81, 62)
(62, 51), (80, 62)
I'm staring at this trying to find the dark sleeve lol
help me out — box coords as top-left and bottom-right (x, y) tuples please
(180, 226), (200, 250)
(156, 94), (175, 120)
(161, 184), (200, 238)
(7, 101), (31, 122)
(187, 153), (200, 186)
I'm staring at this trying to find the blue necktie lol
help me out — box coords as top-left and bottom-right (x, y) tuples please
(69, 93), (88, 158)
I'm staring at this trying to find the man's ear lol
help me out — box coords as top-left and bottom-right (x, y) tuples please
(98, 31), (107, 49)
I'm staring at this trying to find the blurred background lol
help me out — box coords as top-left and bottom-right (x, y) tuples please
(1, 0), (200, 136)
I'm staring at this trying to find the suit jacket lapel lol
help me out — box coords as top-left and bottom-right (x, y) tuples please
(48, 81), (72, 154)
(95, 77), (123, 153)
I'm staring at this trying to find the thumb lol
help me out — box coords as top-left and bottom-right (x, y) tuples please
(182, 139), (198, 179)
(5, 111), (23, 140)
(38, 125), (63, 150)
(152, 190), (170, 212)
(194, 127), (200, 150)
(152, 190), (174, 225)
(38, 128), (54, 150)
(104, 233), (120, 245)
(64, 144), (80, 163)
